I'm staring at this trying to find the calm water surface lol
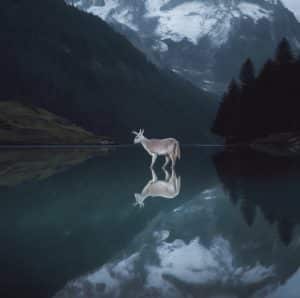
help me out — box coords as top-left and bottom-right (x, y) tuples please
(1, 146), (300, 298)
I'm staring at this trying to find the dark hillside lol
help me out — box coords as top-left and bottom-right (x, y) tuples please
(0, 0), (216, 143)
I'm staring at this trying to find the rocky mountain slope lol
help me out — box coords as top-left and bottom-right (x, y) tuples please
(73, 0), (300, 93)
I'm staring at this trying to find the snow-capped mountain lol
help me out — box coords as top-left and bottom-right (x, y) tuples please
(72, 0), (300, 93)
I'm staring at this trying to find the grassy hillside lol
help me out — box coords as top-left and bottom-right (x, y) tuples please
(0, 0), (216, 143)
(0, 101), (109, 144)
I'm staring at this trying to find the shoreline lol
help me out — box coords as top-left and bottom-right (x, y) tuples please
(0, 144), (225, 149)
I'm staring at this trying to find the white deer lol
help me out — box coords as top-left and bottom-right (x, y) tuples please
(134, 168), (181, 208)
(132, 129), (181, 168)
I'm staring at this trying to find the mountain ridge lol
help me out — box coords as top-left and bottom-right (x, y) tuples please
(0, 0), (216, 143)
(73, 0), (300, 93)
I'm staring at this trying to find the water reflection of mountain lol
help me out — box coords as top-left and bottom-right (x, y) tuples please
(0, 148), (110, 186)
(54, 185), (300, 298)
(4, 147), (300, 298)
(213, 149), (300, 245)
(0, 147), (218, 298)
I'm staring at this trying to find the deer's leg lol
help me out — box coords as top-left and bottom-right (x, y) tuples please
(150, 168), (158, 182)
(170, 167), (176, 179)
(150, 154), (157, 168)
(170, 154), (176, 169)
(163, 168), (170, 181)
(162, 156), (170, 169)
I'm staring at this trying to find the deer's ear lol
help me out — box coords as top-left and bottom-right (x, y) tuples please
(132, 130), (138, 136)
(141, 129), (144, 135)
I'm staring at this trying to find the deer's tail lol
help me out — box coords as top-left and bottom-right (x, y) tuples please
(175, 141), (181, 160)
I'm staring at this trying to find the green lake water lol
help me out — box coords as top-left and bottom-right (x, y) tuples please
(1, 146), (300, 298)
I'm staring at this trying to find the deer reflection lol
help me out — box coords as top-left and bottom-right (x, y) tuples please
(134, 168), (181, 208)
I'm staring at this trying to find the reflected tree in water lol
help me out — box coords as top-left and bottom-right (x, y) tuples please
(278, 218), (295, 246)
(213, 149), (300, 245)
(240, 199), (257, 227)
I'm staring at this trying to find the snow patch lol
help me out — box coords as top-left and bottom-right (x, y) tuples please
(54, 234), (275, 297)
(75, 0), (275, 46)
(153, 230), (170, 242)
(146, 236), (274, 289)
(238, 2), (273, 23)
(86, 0), (119, 20)
(152, 40), (169, 52)
(145, 1), (233, 45)
(85, 252), (139, 294)
(85, 0), (138, 31)
(143, 0), (273, 45)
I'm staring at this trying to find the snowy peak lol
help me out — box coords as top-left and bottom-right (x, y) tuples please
(145, 0), (274, 45)
(75, 0), (281, 45)
(72, 0), (300, 94)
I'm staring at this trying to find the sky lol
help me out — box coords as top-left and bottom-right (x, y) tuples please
(281, 0), (300, 21)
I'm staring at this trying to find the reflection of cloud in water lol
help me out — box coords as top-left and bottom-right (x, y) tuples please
(266, 268), (300, 298)
(54, 188), (300, 298)
(147, 237), (273, 289)
(54, 234), (274, 298)
(86, 253), (140, 295)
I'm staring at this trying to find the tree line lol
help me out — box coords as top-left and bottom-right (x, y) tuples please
(213, 149), (300, 245)
(212, 38), (300, 144)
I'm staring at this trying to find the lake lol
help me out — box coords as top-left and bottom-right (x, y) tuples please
(1, 146), (300, 298)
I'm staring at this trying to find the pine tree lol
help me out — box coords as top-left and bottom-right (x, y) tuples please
(226, 79), (242, 137)
(211, 79), (241, 141)
(240, 199), (256, 226)
(254, 59), (276, 135)
(275, 38), (294, 65)
(278, 219), (294, 246)
(212, 38), (300, 142)
(257, 59), (275, 82)
(239, 59), (256, 138)
(239, 58), (255, 88)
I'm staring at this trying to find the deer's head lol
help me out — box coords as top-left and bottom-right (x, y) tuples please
(132, 129), (145, 144)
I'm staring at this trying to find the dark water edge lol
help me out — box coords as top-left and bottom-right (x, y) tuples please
(0, 146), (300, 298)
